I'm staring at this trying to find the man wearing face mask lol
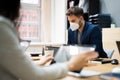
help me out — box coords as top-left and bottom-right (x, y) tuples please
(66, 6), (108, 58)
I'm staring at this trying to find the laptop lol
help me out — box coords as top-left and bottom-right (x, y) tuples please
(116, 41), (120, 54)
(54, 45), (99, 76)
(54, 45), (96, 63)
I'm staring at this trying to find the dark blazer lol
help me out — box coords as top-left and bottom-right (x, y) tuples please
(67, 22), (108, 58)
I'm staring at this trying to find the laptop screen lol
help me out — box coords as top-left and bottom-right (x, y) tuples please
(54, 45), (96, 63)
(116, 41), (120, 53)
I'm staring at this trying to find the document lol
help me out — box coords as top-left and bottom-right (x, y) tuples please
(68, 69), (101, 77)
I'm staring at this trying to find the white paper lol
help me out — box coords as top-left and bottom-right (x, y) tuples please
(68, 69), (101, 77)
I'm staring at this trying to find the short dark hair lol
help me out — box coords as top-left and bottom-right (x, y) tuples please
(0, 0), (20, 21)
(66, 6), (84, 17)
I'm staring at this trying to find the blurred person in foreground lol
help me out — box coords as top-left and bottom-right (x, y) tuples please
(0, 0), (98, 80)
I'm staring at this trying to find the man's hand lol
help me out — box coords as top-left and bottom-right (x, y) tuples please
(38, 54), (54, 66)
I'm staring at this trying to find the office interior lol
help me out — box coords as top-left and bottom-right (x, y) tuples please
(19, 0), (120, 79)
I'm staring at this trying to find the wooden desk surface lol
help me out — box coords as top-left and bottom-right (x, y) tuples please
(31, 56), (120, 80)
(60, 76), (99, 80)
(60, 63), (120, 80)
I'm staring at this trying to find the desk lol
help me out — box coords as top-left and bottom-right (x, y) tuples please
(60, 76), (98, 80)
(60, 63), (120, 80)
(102, 28), (120, 61)
(31, 56), (120, 80)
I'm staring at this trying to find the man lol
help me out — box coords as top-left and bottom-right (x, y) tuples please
(66, 6), (107, 58)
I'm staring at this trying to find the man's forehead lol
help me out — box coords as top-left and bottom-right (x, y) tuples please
(68, 15), (78, 21)
(68, 15), (77, 18)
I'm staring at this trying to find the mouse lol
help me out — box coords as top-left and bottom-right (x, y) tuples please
(111, 59), (119, 65)
(112, 67), (120, 73)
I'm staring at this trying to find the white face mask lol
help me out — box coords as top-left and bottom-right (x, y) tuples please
(70, 22), (79, 31)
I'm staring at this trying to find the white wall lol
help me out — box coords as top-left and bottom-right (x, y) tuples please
(40, 0), (67, 44)
(51, 0), (67, 44)
(41, 0), (51, 42)
(100, 0), (120, 27)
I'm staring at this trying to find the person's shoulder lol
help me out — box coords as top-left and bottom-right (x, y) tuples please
(0, 16), (15, 36)
(86, 22), (94, 28)
(86, 22), (100, 30)
(85, 22), (94, 31)
(84, 22), (101, 34)
(0, 16), (13, 27)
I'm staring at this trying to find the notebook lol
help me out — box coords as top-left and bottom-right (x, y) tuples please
(116, 41), (120, 54)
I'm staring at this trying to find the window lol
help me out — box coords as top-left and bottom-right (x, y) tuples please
(18, 0), (41, 42)
(18, 0), (67, 44)
(21, 0), (39, 4)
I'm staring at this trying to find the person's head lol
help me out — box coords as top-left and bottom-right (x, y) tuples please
(0, 0), (20, 21)
(66, 6), (84, 31)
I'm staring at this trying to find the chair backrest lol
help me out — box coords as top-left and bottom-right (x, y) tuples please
(104, 49), (114, 58)
(102, 28), (120, 60)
